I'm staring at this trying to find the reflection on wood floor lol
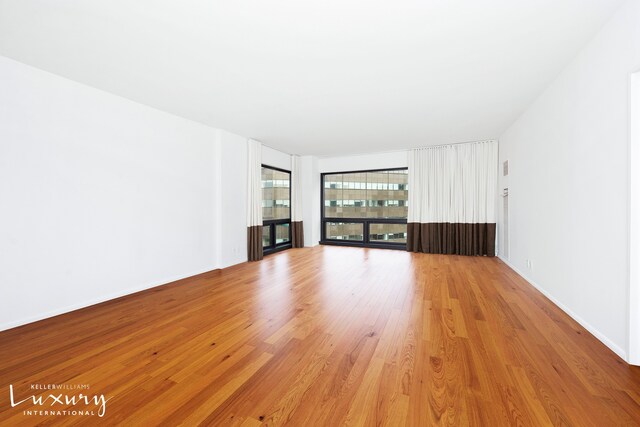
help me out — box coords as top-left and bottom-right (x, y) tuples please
(1, 246), (639, 426)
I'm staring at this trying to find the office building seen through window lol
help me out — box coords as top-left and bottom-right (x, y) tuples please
(322, 169), (408, 247)
(262, 166), (291, 253)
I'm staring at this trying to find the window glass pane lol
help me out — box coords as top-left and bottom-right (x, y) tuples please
(323, 174), (343, 218)
(262, 226), (271, 247)
(323, 169), (407, 219)
(325, 222), (364, 241)
(262, 167), (290, 220)
(369, 223), (407, 244)
(275, 223), (290, 244)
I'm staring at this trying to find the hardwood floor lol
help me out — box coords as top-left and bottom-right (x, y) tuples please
(1, 246), (640, 426)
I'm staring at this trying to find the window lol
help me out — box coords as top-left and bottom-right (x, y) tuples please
(325, 222), (364, 241)
(262, 165), (291, 254)
(321, 168), (408, 248)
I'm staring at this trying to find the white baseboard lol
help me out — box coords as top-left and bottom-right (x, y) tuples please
(0, 267), (217, 332)
(498, 255), (628, 362)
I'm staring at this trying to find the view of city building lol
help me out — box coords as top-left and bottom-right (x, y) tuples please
(261, 166), (291, 249)
(323, 169), (408, 244)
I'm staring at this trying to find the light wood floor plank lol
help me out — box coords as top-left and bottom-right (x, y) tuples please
(1, 246), (639, 426)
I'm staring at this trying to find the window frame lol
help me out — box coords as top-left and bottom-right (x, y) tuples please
(262, 164), (292, 255)
(320, 167), (408, 250)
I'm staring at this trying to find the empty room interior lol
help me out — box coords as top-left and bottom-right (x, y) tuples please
(2, 0), (640, 425)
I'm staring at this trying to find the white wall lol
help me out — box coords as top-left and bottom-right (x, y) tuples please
(262, 145), (291, 171)
(498, 0), (640, 360)
(318, 150), (408, 173)
(0, 56), (220, 330)
(216, 129), (249, 268)
(630, 72), (640, 364)
(0, 55), (328, 330)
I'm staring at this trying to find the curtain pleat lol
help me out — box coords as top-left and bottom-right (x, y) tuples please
(247, 140), (263, 261)
(407, 223), (496, 256)
(247, 225), (263, 261)
(407, 141), (497, 256)
(291, 155), (305, 248)
(291, 222), (304, 248)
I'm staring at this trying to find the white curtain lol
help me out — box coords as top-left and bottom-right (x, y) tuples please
(408, 141), (497, 224)
(246, 139), (263, 260)
(407, 140), (498, 256)
(246, 139), (263, 227)
(290, 155), (304, 247)
(291, 155), (303, 222)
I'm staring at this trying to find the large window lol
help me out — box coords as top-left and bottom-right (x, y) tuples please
(262, 165), (291, 254)
(321, 168), (408, 249)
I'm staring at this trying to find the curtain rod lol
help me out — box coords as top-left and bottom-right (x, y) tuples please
(261, 139), (498, 158)
(260, 142), (300, 157)
(410, 139), (497, 151)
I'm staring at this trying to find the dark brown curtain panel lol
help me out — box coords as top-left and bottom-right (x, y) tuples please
(247, 225), (263, 261)
(247, 139), (263, 262)
(407, 222), (496, 256)
(292, 221), (304, 248)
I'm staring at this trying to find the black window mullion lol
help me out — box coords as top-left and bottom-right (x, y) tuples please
(364, 220), (370, 245)
(270, 224), (275, 251)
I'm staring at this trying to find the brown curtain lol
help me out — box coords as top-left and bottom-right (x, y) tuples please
(407, 222), (496, 256)
(292, 221), (304, 248)
(247, 139), (263, 262)
(247, 225), (263, 261)
(291, 155), (304, 249)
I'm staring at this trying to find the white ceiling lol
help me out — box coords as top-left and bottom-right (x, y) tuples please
(0, 0), (624, 156)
